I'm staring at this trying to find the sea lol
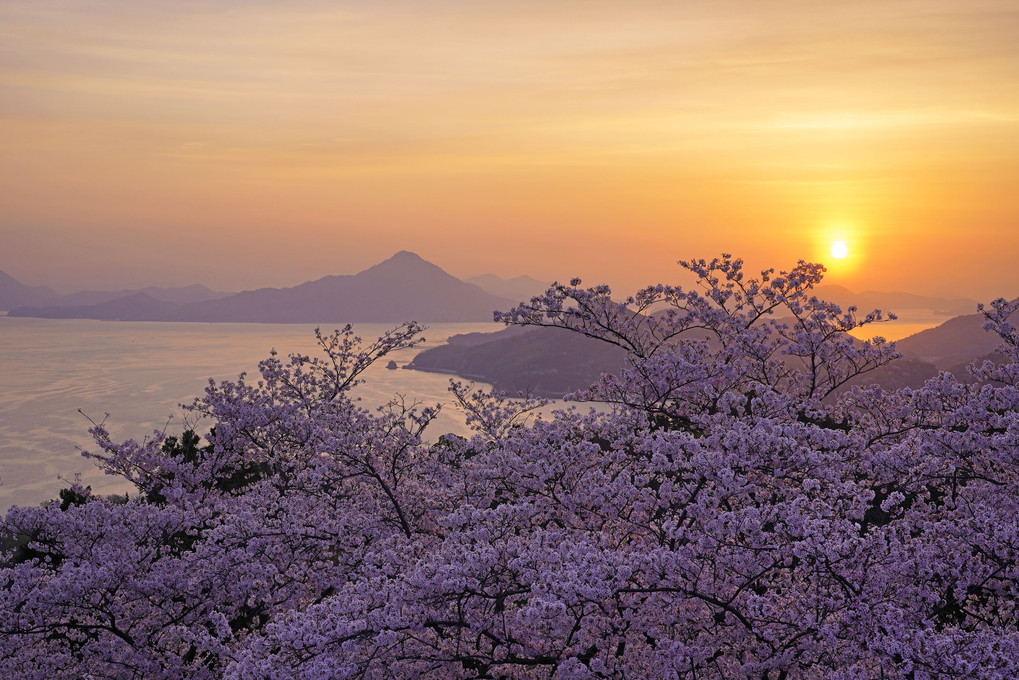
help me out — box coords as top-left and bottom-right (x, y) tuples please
(846, 309), (955, 343)
(0, 310), (949, 512)
(0, 317), (501, 512)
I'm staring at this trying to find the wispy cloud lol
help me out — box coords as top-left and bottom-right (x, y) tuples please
(1, 0), (1018, 296)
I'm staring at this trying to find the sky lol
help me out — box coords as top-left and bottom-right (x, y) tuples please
(2, 0), (1018, 298)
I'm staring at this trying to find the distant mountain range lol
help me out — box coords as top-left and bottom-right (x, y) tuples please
(5, 256), (1013, 395)
(5, 252), (515, 323)
(894, 310), (1005, 371)
(0, 272), (230, 313)
(814, 285), (979, 317)
(0, 270), (59, 310)
(464, 274), (549, 304)
(45, 284), (232, 308)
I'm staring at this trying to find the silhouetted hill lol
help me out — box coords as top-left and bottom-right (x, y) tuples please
(859, 314), (1017, 390)
(9, 293), (181, 321)
(9, 252), (514, 323)
(172, 251), (514, 322)
(895, 307), (1017, 370)
(843, 358), (940, 391)
(407, 326), (627, 397)
(0, 270), (57, 310)
(465, 274), (549, 304)
(405, 302), (1019, 398)
(13, 285), (231, 311)
(35, 284), (231, 308)
(814, 285), (978, 317)
(444, 325), (532, 347)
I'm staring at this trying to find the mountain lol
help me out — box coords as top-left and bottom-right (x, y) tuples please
(137, 284), (232, 305)
(1, 269), (229, 314)
(170, 251), (515, 323)
(406, 326), (627, 397)
(34, 284), (231, 308)
(13, 293), (182, 321)
(895, 308), (1013, 370)
(8, 252), (515, 323)
(0, 270), (57, 311)
(814, 285), (978, 317)
(465, 274), (549, 304)
(845, 305), (1017, 388)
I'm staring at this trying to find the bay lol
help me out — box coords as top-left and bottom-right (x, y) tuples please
(0, 317), (500, 512)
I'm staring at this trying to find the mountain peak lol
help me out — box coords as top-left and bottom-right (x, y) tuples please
(386, 250), (426, 263)
(8, 252), (514, 322)
(357, 251), (445, 279)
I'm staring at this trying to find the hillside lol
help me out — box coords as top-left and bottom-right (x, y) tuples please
(814, 285), (979, 318)
(33, 284), (231, 308)
(407, 301), (1019, 398)
(406, 326), (627, 397)
(465, 274), (549, 304)
(0, 270), (57, 311)
(894, 309), (1006, 369)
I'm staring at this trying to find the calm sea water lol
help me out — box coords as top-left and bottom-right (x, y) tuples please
(0, 317), (501, 511)
(0, 311), (947, 512)
(846, 309), (955, 342)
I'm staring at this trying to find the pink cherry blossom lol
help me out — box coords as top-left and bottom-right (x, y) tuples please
(4, 260), (1018, 679)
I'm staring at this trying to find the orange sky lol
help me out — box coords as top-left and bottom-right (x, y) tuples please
(2, 1), (1018, 299)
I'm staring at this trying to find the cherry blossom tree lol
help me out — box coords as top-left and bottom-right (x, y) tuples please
(3, 257), (1018, 679)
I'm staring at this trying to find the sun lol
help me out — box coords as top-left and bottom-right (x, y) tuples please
(830, 241), (849, 259)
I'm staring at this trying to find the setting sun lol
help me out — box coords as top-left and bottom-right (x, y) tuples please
(831, 242), (849, 259)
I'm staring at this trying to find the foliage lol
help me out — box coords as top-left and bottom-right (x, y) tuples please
(3, 259), (1019, 679)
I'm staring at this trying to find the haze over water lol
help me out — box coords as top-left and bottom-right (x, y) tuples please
(0, 318), (499, 511)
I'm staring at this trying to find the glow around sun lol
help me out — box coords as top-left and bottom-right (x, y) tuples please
(831, 241), (849, 259)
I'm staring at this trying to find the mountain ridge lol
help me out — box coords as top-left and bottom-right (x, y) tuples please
(7, 252), (514, 323)
(0, 270), (58, 310)
(465, 273), (550, 303)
